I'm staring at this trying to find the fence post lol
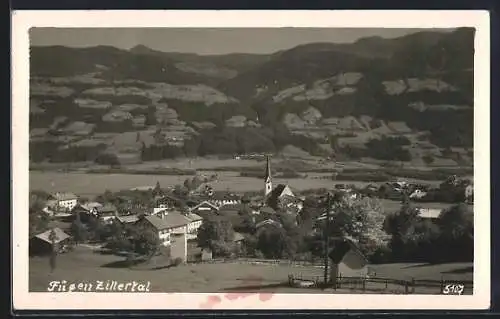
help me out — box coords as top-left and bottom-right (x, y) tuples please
(405, 281), (409, 294)
(440, 276), (444, 293)
(385, 280), (388, 289)
(362, 278), (366, 292)
(411, 278), (415, 294)
(338, 273), (342, 289)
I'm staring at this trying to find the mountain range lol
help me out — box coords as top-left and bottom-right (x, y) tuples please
(29, 28), (474, 166)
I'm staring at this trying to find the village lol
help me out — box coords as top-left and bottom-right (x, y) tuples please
(28, 155), (474, 293)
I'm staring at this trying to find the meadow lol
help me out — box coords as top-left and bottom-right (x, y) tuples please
(29, 246), (473, 294)
(29, 170), (443, 197)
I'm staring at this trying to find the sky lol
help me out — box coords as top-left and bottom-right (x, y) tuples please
(30, 28), (454, 55)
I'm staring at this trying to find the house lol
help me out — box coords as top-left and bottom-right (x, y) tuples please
(409, 189), (427, 199)
(155, 194), (185, 210)
(116, 214), (140, 225)
(71, 202), (103, 222)
(190, 247), (213, 262)
(208, 191), (241, 207)
(49, 192), (78, 211)
(151, 207), (169, 219)
(170, 232), (188, 264)
(83, 202), (103, 211)
(201, 248), (213, 261)
(162, 210), (192, 235)
(29, 228), (71, 256)
(259, 206), (276, 216)
(233, 232), (245, 243)
(136, 215), (173, 246)
(183, 212), (203, 240)
(416, 208), (442, 220)
(277, 195), (304, 214)
(256, 218), (283, 230)
(218, 203), (258, 215)
(130, 185), (155, 192)
(329, 237), (370, 280)
(232, 232), (246, 253)
(465, 183), (474, 203)
(145, 209), (198, 238)
(189, 200), (219, 218)
(93, 204), (118, 224)
(265, 182), (300, 212)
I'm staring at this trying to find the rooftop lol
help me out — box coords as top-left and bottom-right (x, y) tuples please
(141, 215), (172, 231)
(233, 232), (245, 242)
(96, 204), (117, 214)
(117, 214), (140, 224)
(164, 211), (193, 228)
(143, 211), (192, 230)
(184, 212), (203, 222)
(34, 228), (70, 244)
(52, 192), (77, 201)
(417, 208), (443, 219)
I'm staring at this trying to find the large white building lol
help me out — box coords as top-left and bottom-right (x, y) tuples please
(51, 192), (78, 211)
(148, 209), (204, 241)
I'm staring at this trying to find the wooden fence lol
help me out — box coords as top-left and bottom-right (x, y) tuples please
(288, 274), (474, 295)
(187, 257), (325, 266)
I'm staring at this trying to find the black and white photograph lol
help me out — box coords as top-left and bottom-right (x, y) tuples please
(12, 10), (490, 310)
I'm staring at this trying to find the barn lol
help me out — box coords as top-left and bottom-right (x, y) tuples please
(29, 228), (71, 256)
(329, 237), (369, 280)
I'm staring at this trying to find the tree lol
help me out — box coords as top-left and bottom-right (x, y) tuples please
(87, 217), (108, 242)
(256, 225), (289, 259)
(48, 229), (59, 272)
(107, 222), (133, 253)
(29, 210), (50, 238)
(197, 219), (235, 257)
(152, 181), (162, 197)
(130, 224), (161, 258)
(95, 153), (121, 167)
(173, 184), (189, 199)
(437, 204), (473, 262)
(439, 204), (469, 234)
(145, 105), (157, 126)
(324, 197), (389, 257)
(70, 217), (88, 245)
(422, 155), (435, 165)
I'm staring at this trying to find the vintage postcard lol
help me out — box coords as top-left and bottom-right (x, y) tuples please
(12, 10), (490, 310)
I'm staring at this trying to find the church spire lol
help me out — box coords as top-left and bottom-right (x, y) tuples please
(264, 155), (273, 196)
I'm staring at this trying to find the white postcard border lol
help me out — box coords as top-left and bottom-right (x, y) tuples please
(12, 10), (491, 310)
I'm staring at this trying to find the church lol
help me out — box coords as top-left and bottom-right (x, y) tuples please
(263, 156), (302, 213)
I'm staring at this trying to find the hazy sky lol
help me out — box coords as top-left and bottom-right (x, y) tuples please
(30, 28), (454, 55)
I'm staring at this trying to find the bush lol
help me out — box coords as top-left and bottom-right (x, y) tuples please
(364, 136), (412, 162)
(422, 155), (435, 165)
(171, 257), (183, 267)
(95, 153), (121, 166)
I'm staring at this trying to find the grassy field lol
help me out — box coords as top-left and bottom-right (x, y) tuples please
(30, 246), (473, 294)
(29, 171), (358, 197)
(29, 171), (444, 197)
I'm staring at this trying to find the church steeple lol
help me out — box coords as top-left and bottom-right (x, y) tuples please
(264, 155), (273, 196)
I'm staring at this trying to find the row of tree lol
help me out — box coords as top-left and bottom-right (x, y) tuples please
(194, 192), (473, 264)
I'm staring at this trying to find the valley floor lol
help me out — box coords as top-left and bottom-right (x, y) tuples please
(29, 246), (473, 295)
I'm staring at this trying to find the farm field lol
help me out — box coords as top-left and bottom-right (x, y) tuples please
(29, 171), (368, 197)
(29, 246), (473, 294)
(29, 157), (470, 172)
(29, 171), (444, 197)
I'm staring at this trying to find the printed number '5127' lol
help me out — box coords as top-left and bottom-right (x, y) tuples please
(442, 284), (465, 295)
